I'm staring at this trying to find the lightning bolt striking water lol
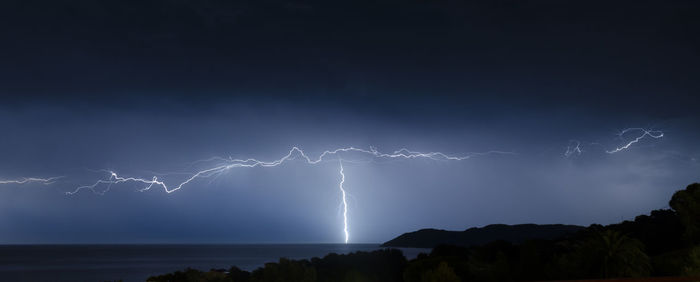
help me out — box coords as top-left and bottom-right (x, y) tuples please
(0, 176), (62, 185)
(66, 146), (512, 243)
(606, 128), (664, 154)
(339, 160), (349, 244)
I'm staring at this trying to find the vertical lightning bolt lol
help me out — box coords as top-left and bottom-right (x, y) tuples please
(339, 160), (349, 244)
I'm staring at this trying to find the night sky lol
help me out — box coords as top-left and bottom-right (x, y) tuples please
(0, 0), (699, 244)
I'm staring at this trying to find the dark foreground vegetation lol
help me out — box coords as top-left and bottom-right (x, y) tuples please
(382, 223), (585, 248)
(148, 183), (700, 282)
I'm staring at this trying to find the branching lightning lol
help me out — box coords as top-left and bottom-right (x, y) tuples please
(0, 129), (667, 243)
(563, 128), (665, 157)
(606, 128), (664, 154)
(68, 147), (512, 195)
(564, 140), (582, 157)
(0, 124), (675, 243)
(66, 146), (512, 243)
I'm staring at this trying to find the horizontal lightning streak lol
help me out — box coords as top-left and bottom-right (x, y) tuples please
(0, 176), (63, 185)
(64, 146), (506, 244)
(68, 146), (513, 195)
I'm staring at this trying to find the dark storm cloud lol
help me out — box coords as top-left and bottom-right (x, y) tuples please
(1, 0), (698, 115)
(0, 0), (698, 243)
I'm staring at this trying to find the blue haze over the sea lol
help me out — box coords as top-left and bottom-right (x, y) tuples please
(0, 244), (428, 282)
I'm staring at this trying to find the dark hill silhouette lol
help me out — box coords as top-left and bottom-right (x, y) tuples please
(148, 183), (700, 281)
(381, 223), (585, 248)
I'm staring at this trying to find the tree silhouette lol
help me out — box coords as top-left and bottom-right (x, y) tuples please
(670, 183), (700, 244)
(420, 262), (460, 282)
(684, 245), (700, 276)
(586, 230), (650, 278)
(250, 258), (316, 282)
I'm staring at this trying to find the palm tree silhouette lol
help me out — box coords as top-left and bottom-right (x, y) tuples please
(587, 230), (650, 278)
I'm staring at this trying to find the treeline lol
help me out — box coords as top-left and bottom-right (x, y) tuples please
(147, 249), (406, 282)
(148, 183), (700, 282)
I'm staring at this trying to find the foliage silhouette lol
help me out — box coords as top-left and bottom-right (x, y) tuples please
(670, 183), (700, 244)
(148, 183), (700, 282)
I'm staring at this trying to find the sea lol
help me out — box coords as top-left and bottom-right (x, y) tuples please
(0, 244), (429, 282)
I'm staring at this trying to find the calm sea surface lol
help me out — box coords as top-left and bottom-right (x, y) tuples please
(0, 244), (429, 282)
